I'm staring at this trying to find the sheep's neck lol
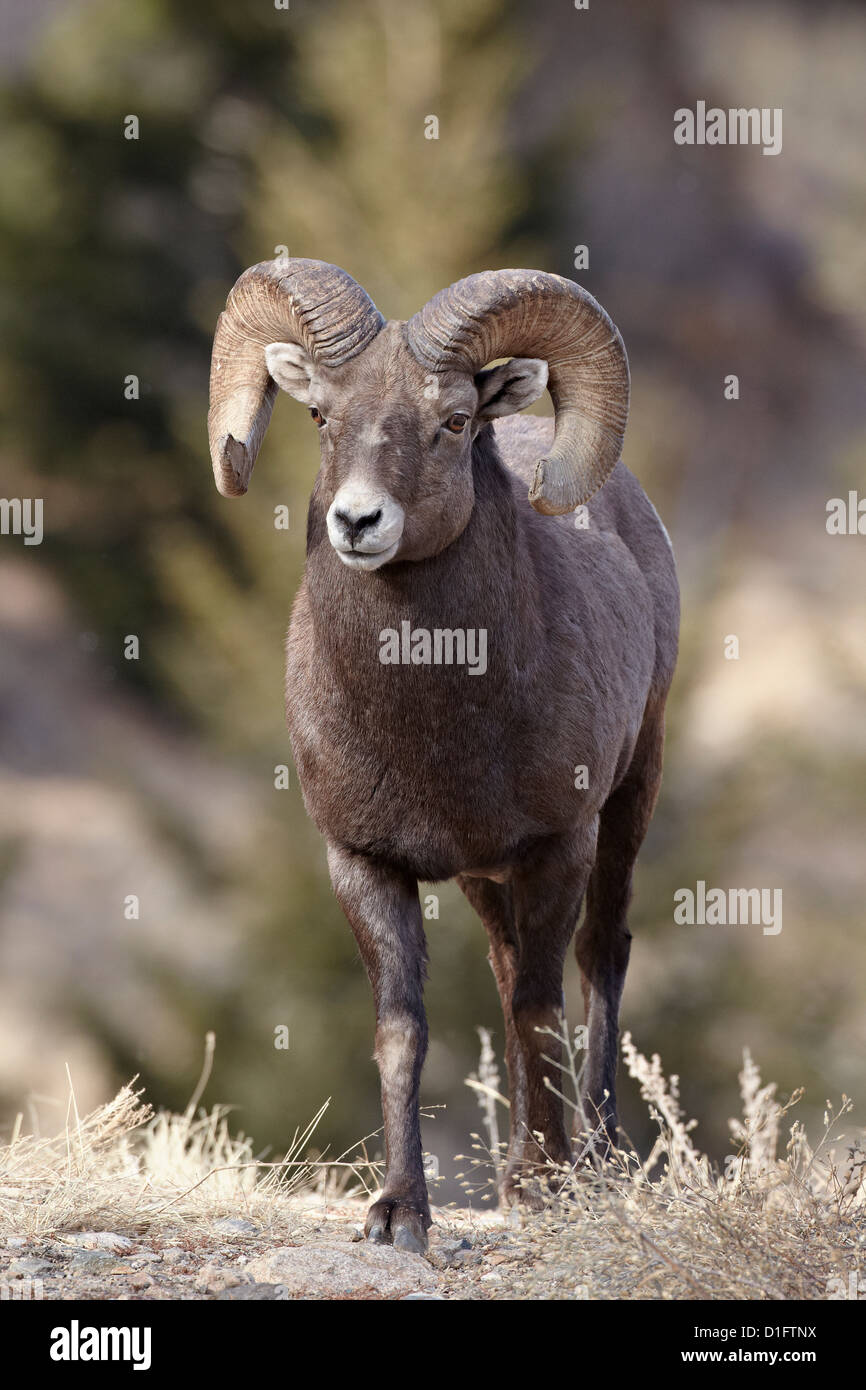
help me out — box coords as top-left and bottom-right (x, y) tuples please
(302, 440), (541, 670)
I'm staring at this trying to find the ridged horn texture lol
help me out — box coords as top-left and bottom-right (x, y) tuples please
(208, 258), (384, 496)
(407, 269), (629, 514)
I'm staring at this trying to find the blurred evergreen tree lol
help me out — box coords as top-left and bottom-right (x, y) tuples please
(0, 0), (541, 1172)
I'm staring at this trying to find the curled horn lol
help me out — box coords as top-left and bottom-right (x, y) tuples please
(208, 258), (384, 497)
(407, 269), (629, 514)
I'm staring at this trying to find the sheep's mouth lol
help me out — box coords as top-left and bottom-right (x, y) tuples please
(336, 540), (400, 571)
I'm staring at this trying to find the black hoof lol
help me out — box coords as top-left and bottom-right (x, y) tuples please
(364, 1197), (430, 1255)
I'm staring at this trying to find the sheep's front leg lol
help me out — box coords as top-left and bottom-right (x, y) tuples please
(327, 844), (431, 1254)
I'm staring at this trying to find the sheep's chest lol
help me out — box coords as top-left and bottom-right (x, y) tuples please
(285, 638), (566, 880)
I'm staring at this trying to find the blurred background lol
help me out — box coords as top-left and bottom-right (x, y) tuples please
(0, 0), (864, 1195)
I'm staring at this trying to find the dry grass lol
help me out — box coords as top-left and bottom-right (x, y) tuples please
(0, 1034), (370, 1242)
(1, 1027), (863, 1300)
(458, 1026), (866, 1299)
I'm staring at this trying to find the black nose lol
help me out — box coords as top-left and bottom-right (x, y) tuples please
(335, 508), (382, 545)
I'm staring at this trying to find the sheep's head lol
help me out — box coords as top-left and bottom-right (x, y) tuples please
(264, 320), (550, 569)
(208, 260), (629, 570)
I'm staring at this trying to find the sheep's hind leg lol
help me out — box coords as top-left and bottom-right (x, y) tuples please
(327, 845), (431, 1254)
(456, 875), (530, 1202)
(574, 706), (666, 1153)
(498, 834), (593, 1205)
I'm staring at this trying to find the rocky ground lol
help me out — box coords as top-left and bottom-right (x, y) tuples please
(0, 1196), (571, 1302)
(3, 1058), (859, 1302)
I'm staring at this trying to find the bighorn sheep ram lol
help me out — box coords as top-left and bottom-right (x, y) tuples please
(208, 259), (679, 1254)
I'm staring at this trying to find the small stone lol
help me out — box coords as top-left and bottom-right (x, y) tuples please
(69, 1249), (115, 1270)
(64, 1232), (134, 1254)
(246, 1244), (441, 1299)
(128, 1272), (154, 1290)
(6, 1237), (27, 1249)
(194, 1263), (250, 1294)
(213, 1218), (260, 1236)
(401, 1292), (445, 1300)
(161, 1249), (187, 1265)
(450, 1247), (482, 1267)
(8, 1257), (52, 1278)
(216, 1282), (288, 1301)
(429, 1232), (480, 1271)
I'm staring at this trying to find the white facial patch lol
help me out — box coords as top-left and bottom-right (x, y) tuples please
(359, 423), (389, 449)
(326, 481), (405, 571)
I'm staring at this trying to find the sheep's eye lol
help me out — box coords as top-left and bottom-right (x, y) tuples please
(310, 407), (326, 427)
(445, 412), (469, 433)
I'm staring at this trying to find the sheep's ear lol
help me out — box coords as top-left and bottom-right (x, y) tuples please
(264, 341), (316, 405)
(475, 357), (549, 419)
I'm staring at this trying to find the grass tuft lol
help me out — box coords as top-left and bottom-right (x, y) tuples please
(457, 1027), (866, 1299)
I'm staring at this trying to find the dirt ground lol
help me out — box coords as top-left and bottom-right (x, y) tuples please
(0, 1195), (575, 1302)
